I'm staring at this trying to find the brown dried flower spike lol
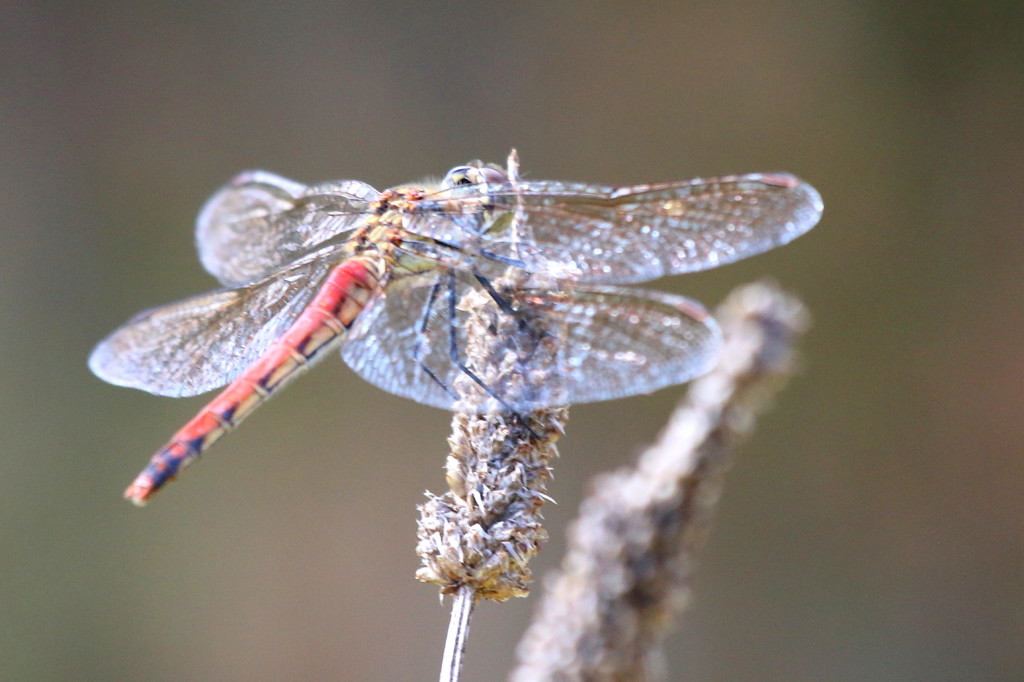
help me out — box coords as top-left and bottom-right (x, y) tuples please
(416, 273), (569, 601)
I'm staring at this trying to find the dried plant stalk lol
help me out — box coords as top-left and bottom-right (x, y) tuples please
(416, 273), (569, 602)
(419, 273), (569, 680)
(511, 281), (810, 681)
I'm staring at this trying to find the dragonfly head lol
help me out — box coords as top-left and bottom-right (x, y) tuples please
(441, 163), (509, 191)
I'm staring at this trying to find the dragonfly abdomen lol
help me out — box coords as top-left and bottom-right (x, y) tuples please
(123, 257), (385, 505)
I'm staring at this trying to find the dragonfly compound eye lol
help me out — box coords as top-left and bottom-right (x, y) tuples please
(442, 166), (476, 188)
(476, 167), (509, 186)
(442, 165), (509, 189)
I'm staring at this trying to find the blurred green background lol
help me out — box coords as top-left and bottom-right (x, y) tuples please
(2, 2), (1021, 680)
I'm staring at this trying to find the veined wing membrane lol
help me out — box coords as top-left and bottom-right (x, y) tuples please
(89, 249), (343, 397)
(197, 171), (379, 287)
(340, 274), (720, 411)
(546, 284), (721, 403)
(476, 173), (822, 284)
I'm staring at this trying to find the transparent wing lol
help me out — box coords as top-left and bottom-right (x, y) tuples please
(339, 272), (465, 411)
(424, 173), (821, 284)
(196, 170), (379, 286)
(551, 284), (721, 403)
(340, 273), (721, 411)
(89, 249), (342, 397)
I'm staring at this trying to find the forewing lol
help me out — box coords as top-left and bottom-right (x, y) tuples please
(89, 251), (339, 397)
(480, 173), (822, 283)
(197, 170), (378, 286)
(340, 274), (721, 411)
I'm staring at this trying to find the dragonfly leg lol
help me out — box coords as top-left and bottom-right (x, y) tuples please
(471, 269), (517, 316)
(473, 268), (556, 343)
(442, 272), (542, 437)
(412, 279), (460, 402)
(479, 248), (527, 270)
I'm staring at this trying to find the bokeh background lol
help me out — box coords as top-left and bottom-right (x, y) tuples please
(2, 2), (1021, 680)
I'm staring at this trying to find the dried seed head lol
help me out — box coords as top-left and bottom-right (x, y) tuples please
(417, 273), (569, 601)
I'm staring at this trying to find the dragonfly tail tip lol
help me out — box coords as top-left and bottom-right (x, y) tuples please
(124, 478), (155, 507)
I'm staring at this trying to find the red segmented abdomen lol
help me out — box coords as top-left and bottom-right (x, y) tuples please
(124, 256), (383, 505)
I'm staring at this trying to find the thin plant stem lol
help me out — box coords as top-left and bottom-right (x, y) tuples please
(439, 585), (476, 682)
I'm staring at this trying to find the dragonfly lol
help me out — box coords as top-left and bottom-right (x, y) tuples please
(90, 151), (822, 505)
